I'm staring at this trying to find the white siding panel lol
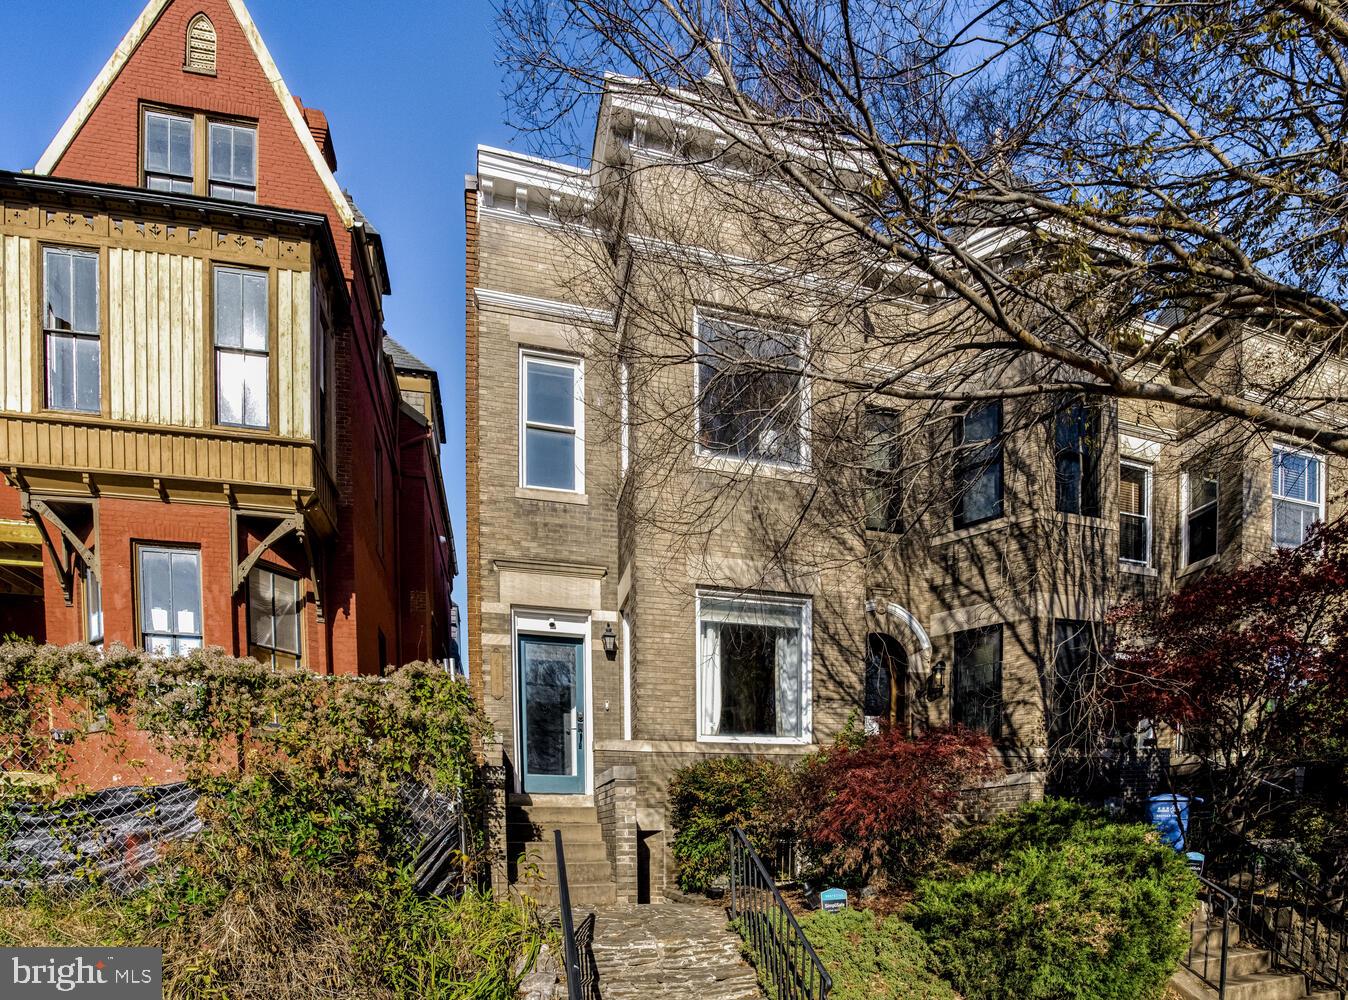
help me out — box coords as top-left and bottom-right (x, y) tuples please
(0, 234), (35, 414)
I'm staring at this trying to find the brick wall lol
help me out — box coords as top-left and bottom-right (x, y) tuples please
(594, 765), (637, 904)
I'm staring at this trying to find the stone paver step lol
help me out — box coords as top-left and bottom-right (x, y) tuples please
(584, 900), (760, 1000)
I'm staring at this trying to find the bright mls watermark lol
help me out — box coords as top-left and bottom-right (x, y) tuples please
(2, 949), (161, 999)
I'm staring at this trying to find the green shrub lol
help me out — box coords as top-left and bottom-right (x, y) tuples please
(910, 799), (1197, 1000)
(788, 908), (957, 1000)
(668, 755), (795, 892)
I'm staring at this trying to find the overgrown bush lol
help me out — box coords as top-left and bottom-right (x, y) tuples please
(0, 641), (550, 1000)
(796, 725), (997, 885)
(786, 908), (957, 1000)
(910, 799), (1197, 1000)
(668, 755), (796, 892)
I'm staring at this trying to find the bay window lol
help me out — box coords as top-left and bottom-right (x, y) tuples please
(953, 625), (1002, 738)
(697, 592), (810, 742)
(695, 313), (807, 467)
(1183, 469), (1219, 565)
(1119, 462), (1152, 565)
(214, 267), (269, 428)
(953, 401), (1003, 528)
(1271, 447), (1323, 549)
(43, 247), (100, 413)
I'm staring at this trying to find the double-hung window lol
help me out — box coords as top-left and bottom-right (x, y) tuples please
(209, 122), (257, 202)
(953, 625), (1003, 738)
(1271, 447), (1323, 549)
(695, 313), (807, 467)
(214, 267), (269, 428)
(953, 401), (1003, 528)
(1183, 469), (1219, 565)
(1119, 462), (1152, 565)
(138, 546), (202, 655)
(43, 247), (100, 413)
(697, 592), (810, 742)
(863, 407), (903, 533)
(520, 352), (583, 492)
(1051, 619), (1100, 749)
(248, 566), (302, 669)
(1054, 400), (1101, 516)
(144, 111), (194, 193)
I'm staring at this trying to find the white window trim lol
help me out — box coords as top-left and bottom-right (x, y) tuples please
(1270, 444), (1326, 550)
(691, 308), (812, 472)
(1181, 469), (1220, 567)
(510, 608), (593, 796)
(621, 607), (632, 741)
(136, 544), (203, 654)
(518, 349), (586, 494)
(619, 359), (631, 475)
(694, 589), (813, 746)
(1119, 459), (1153, 567)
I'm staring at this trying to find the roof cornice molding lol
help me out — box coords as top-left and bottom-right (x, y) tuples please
(473, 286), (614, 327)
(476, 145), (593, 201)
(35, 0), (354, 230)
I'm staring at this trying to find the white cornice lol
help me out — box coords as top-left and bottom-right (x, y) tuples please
(474, 287), (614, 327)
(476, 145), (594, 202)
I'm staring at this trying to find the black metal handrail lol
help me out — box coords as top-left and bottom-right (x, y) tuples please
(554, 829), (584, 1000)
(1183, 876), (1234, 999)
(728, 826), (832, 1000)
(1223, 843), (1347, 992)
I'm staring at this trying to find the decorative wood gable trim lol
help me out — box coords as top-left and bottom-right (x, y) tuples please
(34, 0), (356, 230)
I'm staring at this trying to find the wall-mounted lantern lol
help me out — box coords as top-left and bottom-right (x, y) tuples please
(601, 623), (618, 660)
(927, 658), (947, 698)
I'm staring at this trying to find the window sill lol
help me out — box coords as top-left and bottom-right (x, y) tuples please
(1120, 562), (1158, 577)
(1177, 553), (1219, 578)
(693, 451), (814, 482)
(515, 486), (589, 506)
(933, 514), (1010, 545)
(696, 733), (812, 747)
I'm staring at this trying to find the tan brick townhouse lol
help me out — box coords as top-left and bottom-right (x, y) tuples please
(464, 79), (1347, 904)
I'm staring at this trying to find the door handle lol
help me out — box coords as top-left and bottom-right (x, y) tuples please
(576, 711), (585, 749)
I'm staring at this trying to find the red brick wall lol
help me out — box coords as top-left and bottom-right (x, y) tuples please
(50, 0), (353, 275)
(4, 0), (440, 684)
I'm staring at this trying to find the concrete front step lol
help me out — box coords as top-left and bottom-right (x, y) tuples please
(515, 838), (611, 864)
(507, 805), (600, 825)
(1172, 961), (1322, 1000)
(520, 882), (616, 907)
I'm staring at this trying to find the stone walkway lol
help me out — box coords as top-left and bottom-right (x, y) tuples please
(586, 898), (762, 1000)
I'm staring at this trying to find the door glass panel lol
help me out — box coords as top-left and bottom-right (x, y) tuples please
(523, 638), (577, 778)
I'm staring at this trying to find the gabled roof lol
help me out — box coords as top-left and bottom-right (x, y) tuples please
(384, 336), (446, 445)
(34, 0), (355, 229)
(383, 336), (433, 374)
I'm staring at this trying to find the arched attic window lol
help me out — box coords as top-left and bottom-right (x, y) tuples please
(184, 13), (217, 75)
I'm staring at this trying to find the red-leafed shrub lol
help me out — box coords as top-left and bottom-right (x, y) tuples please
(797, 726), (998, 885)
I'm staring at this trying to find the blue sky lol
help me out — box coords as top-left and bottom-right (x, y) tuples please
(0, 0), (519, 633)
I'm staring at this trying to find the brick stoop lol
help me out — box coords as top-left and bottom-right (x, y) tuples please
(508, 802), (617, 908)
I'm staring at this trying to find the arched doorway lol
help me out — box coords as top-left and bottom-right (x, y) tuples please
(865, 632), (909, 735)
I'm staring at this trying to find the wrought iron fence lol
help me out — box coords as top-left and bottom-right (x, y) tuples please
(1222, 843), (1347, 993)
(1182, 876), (1234, 999)
(728, 826), (831, 1000)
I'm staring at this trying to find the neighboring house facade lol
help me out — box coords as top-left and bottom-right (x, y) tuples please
(0, 0), (456, 675)
(466, 83), (1344, 900)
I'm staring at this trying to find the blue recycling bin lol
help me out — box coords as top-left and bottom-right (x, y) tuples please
(1149, 794), (1191, 851)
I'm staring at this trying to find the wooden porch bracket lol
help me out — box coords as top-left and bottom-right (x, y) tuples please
(20, 493), (100, 606)
(230, 511), (304, 591)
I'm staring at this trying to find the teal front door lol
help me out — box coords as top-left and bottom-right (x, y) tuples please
(519, 634), (586, 794)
